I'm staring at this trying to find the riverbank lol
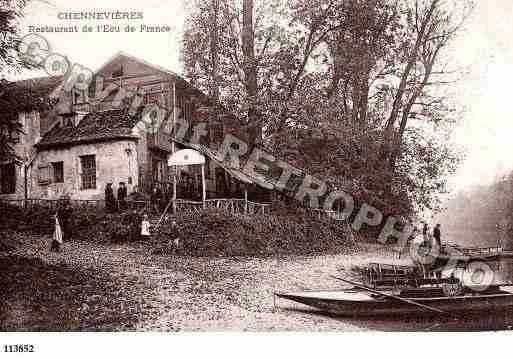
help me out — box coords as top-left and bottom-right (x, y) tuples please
(1, 231), (512, 331)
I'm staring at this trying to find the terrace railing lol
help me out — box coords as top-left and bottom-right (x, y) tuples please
(0, 198), (270, 216)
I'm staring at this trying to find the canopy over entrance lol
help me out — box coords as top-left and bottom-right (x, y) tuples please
(168, 149), (205, 166)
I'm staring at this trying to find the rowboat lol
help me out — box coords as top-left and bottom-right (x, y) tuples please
(275, 285), (513, 317)
(413, 243), (513, 270)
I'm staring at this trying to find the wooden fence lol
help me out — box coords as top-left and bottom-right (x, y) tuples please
(1, 198), (354, 219)
(0, 198), (270, 216)
(173, 198), (270, 215)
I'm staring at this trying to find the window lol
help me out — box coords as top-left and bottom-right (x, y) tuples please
(38, 165), (50, 184)
(211, 123), (224, 143)
(152, 158), (164, 182)
(143, 93), (162, 106)
(177, 96), (193, 122)
(72, 90), (87, 105)
(80, 155), (96, 190)
(52, 162), (64, 183)
(0, 163), (16, 194)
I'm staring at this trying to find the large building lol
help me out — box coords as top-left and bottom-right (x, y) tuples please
(0, 52), (256, 202)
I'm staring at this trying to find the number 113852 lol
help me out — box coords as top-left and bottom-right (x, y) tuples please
(3, 344), (35, 353)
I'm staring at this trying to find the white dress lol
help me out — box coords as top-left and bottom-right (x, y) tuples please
(53, 216), (63, 244)
(141, 220), (151, 236)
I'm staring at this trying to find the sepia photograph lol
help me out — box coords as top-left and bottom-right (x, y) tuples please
(1, 0), (513, 354)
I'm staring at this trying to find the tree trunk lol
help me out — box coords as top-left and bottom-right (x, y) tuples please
(242, 0), (260, 145)
(390, 49), (439, 170)
(358, 70), (370, 123)
(209, 0), (220, 101)
(385, 0), (439, 134)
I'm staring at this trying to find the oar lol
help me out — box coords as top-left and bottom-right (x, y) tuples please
(331, 276), (450, 316)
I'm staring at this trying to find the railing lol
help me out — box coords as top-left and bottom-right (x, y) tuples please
(205, 198), (245, 213)
(0, 198), (147, 212)
(1, 198), (270, 216)
(444, 242), (503, 256)
(307, 208), (347, 221)
(248, 200), (269, 215)
(175, 198), (270, 215)
(174, 200), (204, 214)
(0, 198), (104, 212)
(205, 198), (270, 215)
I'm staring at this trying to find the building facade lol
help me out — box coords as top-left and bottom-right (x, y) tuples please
(1, 52), (257, 202)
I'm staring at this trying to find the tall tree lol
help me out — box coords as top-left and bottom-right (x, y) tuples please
(182, 0), (472, 217)
(0, 0), (36, 161)
(209, 0), (220, 101)
(383, 0), (474, 169)
(241, 0), (260, 144)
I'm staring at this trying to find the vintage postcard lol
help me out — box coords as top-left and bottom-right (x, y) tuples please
(1, 0), (513, 356)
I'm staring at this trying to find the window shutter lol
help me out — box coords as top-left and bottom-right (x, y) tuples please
(38, 165), (50, 184)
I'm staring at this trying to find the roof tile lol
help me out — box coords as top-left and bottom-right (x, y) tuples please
(37, 108), (142, 148)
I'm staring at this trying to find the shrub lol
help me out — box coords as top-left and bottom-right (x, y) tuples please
(154, 209), (356, 257)
(1, 202), (358, 256)
(0, 202), (144, 243)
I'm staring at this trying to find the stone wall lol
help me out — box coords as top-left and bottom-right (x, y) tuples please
(29, 139), (139, 200)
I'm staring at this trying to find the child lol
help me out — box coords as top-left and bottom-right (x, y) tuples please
(171, 220), (180, 247)
(141, 214), (151, 240)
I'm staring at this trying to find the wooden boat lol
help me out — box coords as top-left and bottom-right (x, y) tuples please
(416, 243), (513, 269)
(275, 285), (513, 317)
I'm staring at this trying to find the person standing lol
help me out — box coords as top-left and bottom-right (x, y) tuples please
(128, 209), (141, 241)
(150, 184), (159, 214)
(141, 214), (151, 240)
(171, 220), (181, 254)
(432, 224), (443, 279)
(64, 201), (73, 241)
(433, 224), (442, 249)
(118, 182), (127, 211)
(105, 183), (116, 212)
(57, 199), (73, 242)
(50, 212), (63, 252)
(156, 184), (163, 213)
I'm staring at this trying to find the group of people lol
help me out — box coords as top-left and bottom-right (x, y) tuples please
(422, 222), (442, 250)
(150, 183), (174, 213)
(105, 182), (128, 213)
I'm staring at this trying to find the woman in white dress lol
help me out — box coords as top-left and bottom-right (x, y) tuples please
(50, 213), (63, 252)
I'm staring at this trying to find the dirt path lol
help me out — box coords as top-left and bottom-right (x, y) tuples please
(4, 232), (506, 331)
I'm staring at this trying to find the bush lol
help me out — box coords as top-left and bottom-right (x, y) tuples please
(0, 202), (144, 243)
(0, 202), (53, 234)
(154, 209), (356, 257)
(1, 202), (358, 256)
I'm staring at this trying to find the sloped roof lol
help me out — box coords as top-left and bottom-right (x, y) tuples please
(13, 75), (64, 92)
(177, 141), (278, 189)
(0, 75), (63, 114)
(36, 108), (141, 148)
(96, 51), (179, 79)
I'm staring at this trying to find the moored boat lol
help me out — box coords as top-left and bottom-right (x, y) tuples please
(275, 285), (513, 317)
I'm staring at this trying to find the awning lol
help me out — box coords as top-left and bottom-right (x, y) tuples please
(175, 141), (275, 189)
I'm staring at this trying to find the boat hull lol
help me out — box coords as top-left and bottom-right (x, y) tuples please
(276, 288), (513, 317)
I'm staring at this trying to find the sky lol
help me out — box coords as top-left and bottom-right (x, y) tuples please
(448, 0), (513, 190)
(6, 0), (513, 192)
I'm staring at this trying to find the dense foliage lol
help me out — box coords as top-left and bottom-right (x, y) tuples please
(0, 203), (356, 256)
(0, 202), (142, 243)
(0, 0), (43, 160)
(182, 0), (473, 217)
(154, 209), (356, 257)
